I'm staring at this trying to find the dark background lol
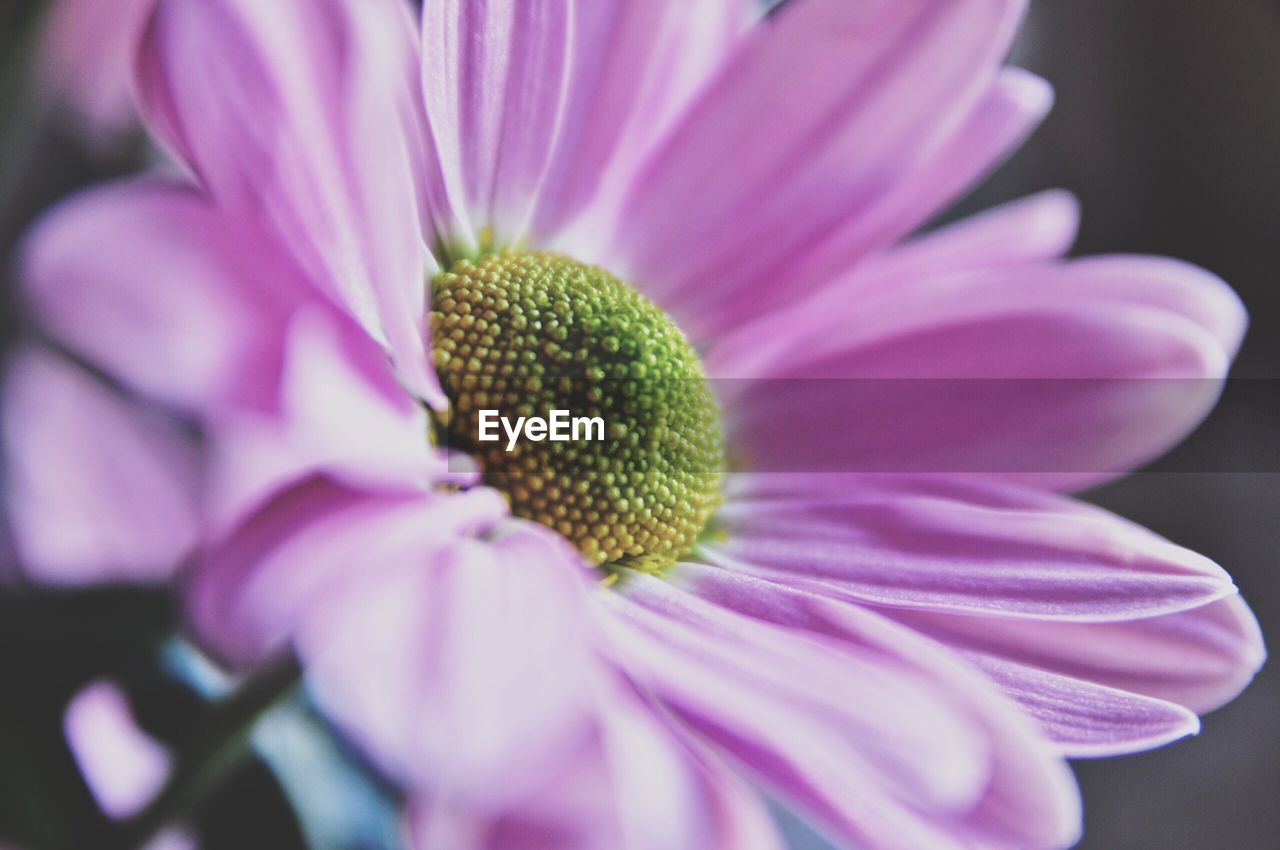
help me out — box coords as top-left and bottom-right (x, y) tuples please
(1, 2), (1279, 849)
(988, 4), (1280, 848)
(797, 5), (1280, 846)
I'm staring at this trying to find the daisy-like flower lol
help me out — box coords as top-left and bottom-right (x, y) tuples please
(3, 0), (1265, 848)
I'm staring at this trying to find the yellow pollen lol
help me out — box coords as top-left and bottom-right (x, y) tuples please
(429, 251), (724, 570)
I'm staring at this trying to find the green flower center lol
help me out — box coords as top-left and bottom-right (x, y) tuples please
(429, 251), (724, 570)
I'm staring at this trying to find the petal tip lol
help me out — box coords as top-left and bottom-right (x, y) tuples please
(998, 66), (1055, 120)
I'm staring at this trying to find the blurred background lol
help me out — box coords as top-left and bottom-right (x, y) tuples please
(1, 1), (1279, 848)
(992, 3), (1280, 848)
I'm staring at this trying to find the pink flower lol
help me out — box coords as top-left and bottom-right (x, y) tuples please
(63, 681), (198, 849)
(64, 680), (173, 821)
(35, 0), (155, 140)
(5, 0), (1264, 848)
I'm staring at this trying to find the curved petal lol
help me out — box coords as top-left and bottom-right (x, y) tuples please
(205, 305), (445, 530)
(420, 0), (572, 249)
(137, 0), (440, 403)
(529, 0), (755, 254)
(855, 187), (1081, 293)
(613, 0), (1026, 339)
(64, 681), (172, 820)
(22, 180), (299, 415)
(22, 182), (438, 530)
(2, 348), (199, 586)
(702, 474), (1236, 621)
(884, 593), (1266, 719)
(587, 680), (783, 850)
(701, 474), (1261, 756)
(298, 519), (596, 801)
(752, 67), (1056, 307)
(191, 479), (592, 801)
(407, 676), (783, 850)
(707, 189), (1081, 377)
(668, 564), (1082, 849)
(719, 257), (1245, 490)
(188, 478), (506, 668)
(965, 655), (1200, 758)
(602, 575), (1030, 850)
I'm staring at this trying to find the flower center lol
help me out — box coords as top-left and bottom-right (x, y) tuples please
(430, 251), (724, 570)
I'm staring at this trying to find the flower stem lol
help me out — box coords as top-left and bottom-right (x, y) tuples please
(108, 652), (303, 850)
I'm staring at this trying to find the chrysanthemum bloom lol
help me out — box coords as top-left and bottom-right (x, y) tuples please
(4, 0), (1265, 847)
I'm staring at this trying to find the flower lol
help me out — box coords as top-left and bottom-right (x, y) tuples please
(63, 681), (197, 849)
(64, 680), (174, 821)
(4, 0), (1265, 848)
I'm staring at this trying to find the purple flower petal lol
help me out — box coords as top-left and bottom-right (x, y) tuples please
(22, 180), (439, 531)
(298, 520), (596, 801)
(408, 675), (783, 850)
(64, 681), (172, 820)
(580, 679), (783, 850)
(703, 474), (1236, 621)
(192, 479), (591, 801)
(529, 1), (754, 253)
(965, 655), (1201, 758)
(885, 593), (1265, 719)
(420, 0), (572, 248)
(664, 565), (1082, 850)
(141, 831), (197, 850)
(2, 348), (199, 585)
(700, 475), (1263, 755)
(719, 257), (1245, 489)
(22, 181), (298, 414)
(205, 305), (443, 529)
(707, 190), (1081, 376)
(137, 0), (441, 404)
(188, 479), (506, 668)
(614, 0), (1026, 339)
(604, 575), (1050, 850)
(748, 68), (1056, 303)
